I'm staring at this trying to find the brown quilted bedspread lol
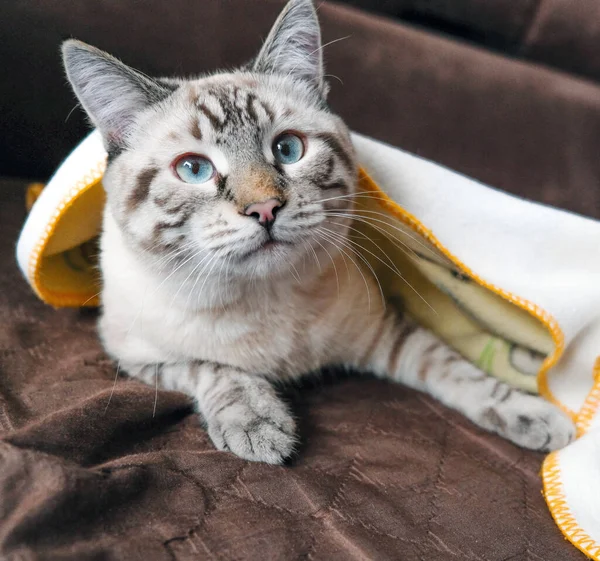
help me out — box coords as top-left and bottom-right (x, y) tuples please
(0, 178), (585, 560)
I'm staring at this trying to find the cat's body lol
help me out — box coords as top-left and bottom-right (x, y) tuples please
(63, 0), (575, 464)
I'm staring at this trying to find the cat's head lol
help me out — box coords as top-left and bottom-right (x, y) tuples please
(62, 0), (357, 286)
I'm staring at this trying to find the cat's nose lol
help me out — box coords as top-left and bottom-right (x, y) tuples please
(244, 198), (283, 228)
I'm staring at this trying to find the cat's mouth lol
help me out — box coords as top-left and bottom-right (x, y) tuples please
(256, 238), (291, 252)
(238, 236), (291, 261)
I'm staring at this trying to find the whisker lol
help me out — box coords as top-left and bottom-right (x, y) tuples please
(312, 191), (387, 206)
(81, 290), (102, 307)
(153, 246), (207, 292)
(324, 73), (343, 85)
(314, 229), (350, 281)
(323, 232), (351, 279)
(315, 190), (451, 263)
(323, 223), (438, 316)
(328, 218), (429, 292)
(316, 227), (374, 313)
(65, 102), (80, 123)
(328, 217), (421, 262)
(183, 251), (221, 311)
(284, 35), (351, 80)
(328, 219), (373, 242)
(319, 226), (386, 311)
(153, 364), (159, 418)
(310, 35), (351, 56)
(224, 252), (234, 305)
(325, 210), (447, 263)
(307, 240), (321, 273)
(195, 247), (230, 310)
(288, 260), (302, 284)
(312, 236), (340, 299)
(104, 360), (122, 415)
(171, 253), (212, 306)
(216, 254), (227, 311)
(153, 242), (198, 269)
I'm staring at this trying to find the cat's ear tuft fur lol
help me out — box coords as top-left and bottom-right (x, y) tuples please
(62, 40), (173, 152)
(253, 0), (326, 95)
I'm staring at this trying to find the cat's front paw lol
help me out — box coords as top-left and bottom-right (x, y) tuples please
(207, 401), (296, 464)
(481, 393), (576, 451)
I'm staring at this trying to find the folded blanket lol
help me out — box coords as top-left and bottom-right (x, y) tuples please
(16, 130), (600, 559)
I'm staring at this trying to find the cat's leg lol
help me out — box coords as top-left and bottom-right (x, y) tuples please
(355, 311), (575, 451)
(128, 361), (296, 464)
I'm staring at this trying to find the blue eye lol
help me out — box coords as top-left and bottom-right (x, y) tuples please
(272, 133), (305, 165)
(174, 155), (215, 184)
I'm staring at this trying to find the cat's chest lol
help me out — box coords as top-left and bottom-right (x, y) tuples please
(149, 303), (310, 372)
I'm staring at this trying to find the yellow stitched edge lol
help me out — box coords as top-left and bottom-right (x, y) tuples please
(575, 358), (600, 436)
(543, 452), (600, 559)
(27, 158), (107, 307)
(357, 169), (574, 419)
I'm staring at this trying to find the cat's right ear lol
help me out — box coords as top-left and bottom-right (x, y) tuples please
(62, 40), (173, 152)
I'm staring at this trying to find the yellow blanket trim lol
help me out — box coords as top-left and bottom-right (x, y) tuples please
(28, 159), (107, 307)
(575, 358), (600, 436)
(543, 452), (600, 560)
(357, 169), (574, 419)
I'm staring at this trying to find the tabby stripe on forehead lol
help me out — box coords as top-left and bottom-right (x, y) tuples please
(128, 167), (158, 211)
(190, 118), (202, 140)
(199, 103), (224, 131)
(246, 93), (258, 123)
(316, 133), (354, 173)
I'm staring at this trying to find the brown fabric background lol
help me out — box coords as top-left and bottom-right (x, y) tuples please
(343, 0), (600, 84)
(1, 0), (597, 559)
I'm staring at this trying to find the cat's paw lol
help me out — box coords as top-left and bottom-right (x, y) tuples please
(480, 393), (576, 451)
(206, 399), (296, 464)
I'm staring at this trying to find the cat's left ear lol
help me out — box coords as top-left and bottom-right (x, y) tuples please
(253, 0), (327, 96)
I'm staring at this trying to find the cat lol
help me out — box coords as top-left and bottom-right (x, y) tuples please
(61, 0), (575, 464)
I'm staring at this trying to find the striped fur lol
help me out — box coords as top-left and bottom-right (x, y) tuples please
(63, 0), (574, 463)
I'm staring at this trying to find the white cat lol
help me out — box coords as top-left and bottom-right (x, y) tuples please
(62, 0), (575, 463)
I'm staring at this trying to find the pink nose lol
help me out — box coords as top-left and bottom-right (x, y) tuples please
(244, 198), (282, 226)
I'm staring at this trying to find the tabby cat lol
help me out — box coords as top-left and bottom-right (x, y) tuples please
(62, 0), (575, 463)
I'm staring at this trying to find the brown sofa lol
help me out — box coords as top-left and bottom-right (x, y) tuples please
(1, 1), (597, 559)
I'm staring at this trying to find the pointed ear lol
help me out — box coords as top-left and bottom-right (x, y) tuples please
(62, 40), (174, 151)
(253, 0), (325, 95)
